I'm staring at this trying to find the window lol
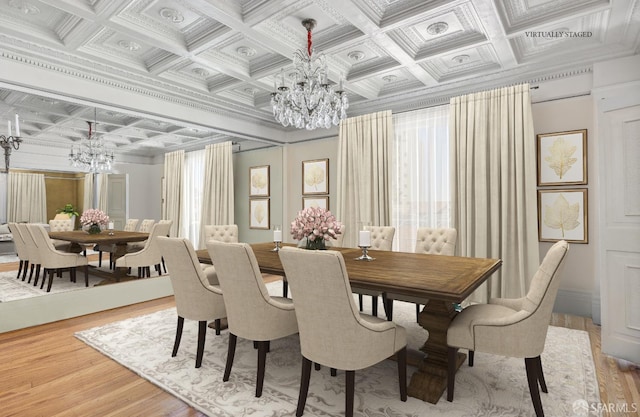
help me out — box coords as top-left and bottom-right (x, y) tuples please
(181, 149), (205, 247)
(391, 105), (450, 252)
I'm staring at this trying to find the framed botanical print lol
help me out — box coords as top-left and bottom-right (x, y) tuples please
(537, 129), (587, 186)
(249, 198), (270, 229)
(538, 189), (588, 243)
(249, 165), (270, 197)
(303, 196), (329, 210)
(302, 158), (329, 195)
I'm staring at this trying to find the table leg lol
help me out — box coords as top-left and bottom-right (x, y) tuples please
(407, 299), (466, 404)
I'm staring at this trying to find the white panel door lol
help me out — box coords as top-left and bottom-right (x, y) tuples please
(107, 174), (128, 230)
(600, 104), (640, 363)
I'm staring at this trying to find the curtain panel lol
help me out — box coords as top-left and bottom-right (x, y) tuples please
(83, 173), (94, 211)
(450, 84), (539, 303)
(337, 110), (392, 248)
(7, 172), (47, 223)
(199, 141), (234, 249)
(163, 150), (184, 238)
(182, 149), (205, 247)
(96, 173), (109, 213)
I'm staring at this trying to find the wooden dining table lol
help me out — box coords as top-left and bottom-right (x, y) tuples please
(49, 230), (149, 280)
(197, 242), (502, 404)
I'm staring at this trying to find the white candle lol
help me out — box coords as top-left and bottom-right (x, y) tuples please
(14, 114), (20, 137)
(359, 230), (371, 247)
(273, 230), (282, 242)
(7, 120), (11, 136)
(108, 222), (114, 230)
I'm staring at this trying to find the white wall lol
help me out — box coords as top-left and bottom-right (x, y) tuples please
(532, 95), (597, 318)
(115, 162), (163, 222)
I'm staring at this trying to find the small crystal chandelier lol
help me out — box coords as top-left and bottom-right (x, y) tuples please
(271, 18), (348, 130)
(69, 110), (114, 172)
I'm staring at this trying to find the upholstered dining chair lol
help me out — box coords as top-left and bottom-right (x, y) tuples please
(384, 227), (457, 320)
(206, 241), (298, 398)
(279, 247), (407, 417)
(127, 218), (155, 252)
(8, 222), (29, 281)
(352, 225), (395, 317)
(157, 237), (226, 368)
(96, 218), (140, 269)
(27, 224), (89, 292)
(48, 218), (75, 251)
(16, 223), (42, 285)
(201, 224), (239, 285)
(446, 240), (569, 417)
(115, 221), (172, 277)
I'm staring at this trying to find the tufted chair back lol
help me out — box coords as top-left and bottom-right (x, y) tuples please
(415, 227), (457, 256)
(364, 226), (395, 251)
(138, 219), (155, 233)
(204, 224), (239, 244)
(124, 219), (139, 232)
(49, 219), (74, 232)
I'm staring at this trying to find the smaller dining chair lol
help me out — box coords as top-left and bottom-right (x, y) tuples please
(384, 227), (457, 320)
(446, 240), (569, 417)
(279, 247), (407, 417)
(351, 225), (395, 317)
(206, 241), (298, 398)
(8, 223), (29, 280)
(157, 237), (227, 368)
(27, 224), (89, 292)
(127, 219), (155, 252)
(115, 221), (171, 277)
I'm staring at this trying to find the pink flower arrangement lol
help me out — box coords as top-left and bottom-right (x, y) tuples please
(290, 207), (342, 243)
(80, 208), (109, 227)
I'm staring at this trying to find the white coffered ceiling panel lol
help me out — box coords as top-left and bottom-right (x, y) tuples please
(0, 0), (638, 160)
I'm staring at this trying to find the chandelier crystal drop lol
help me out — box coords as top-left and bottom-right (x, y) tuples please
(271, 18), (348, 130)
(69, 112), (114, 173)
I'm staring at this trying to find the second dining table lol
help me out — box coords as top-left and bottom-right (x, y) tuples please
(197, 242), (502, 404)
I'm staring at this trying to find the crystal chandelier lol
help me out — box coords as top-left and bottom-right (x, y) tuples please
(271, 18), (348, 130)
(69, 110), (114, 172)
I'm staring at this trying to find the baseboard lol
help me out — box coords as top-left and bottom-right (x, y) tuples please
(553, 289), (593, 318)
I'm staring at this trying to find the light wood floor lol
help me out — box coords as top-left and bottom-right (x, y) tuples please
(1, 260), (638, 416)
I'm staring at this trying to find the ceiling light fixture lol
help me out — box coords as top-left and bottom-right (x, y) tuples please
(271, 18), (348, 130)
(69, 109), (114, 173)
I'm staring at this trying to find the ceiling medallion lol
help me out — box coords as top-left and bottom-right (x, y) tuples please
(347, 51), (365, 61)
(451, 54), (470, 64)
(236, 46), (256, 57)
(271, 18), (348, 130)
(192, 68), (209, 77)
(118, 40), (141, 51)
(9, 0), (40, 14)
(159, 7), (184, 24)
(426, 22), (449, 36)
(244, 88), (256, 95)
(382, 74), (397, 83)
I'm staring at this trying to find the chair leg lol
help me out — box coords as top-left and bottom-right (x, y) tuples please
(282, 279), (288, 298)
(98, 251), (102, 267)
(28, 263), (35, 283)
(157, 263), (162, 276)
(534, 355), (548, 393)
(525, 357), (545, 417)
(46, 270), (55, 292)
(397, 347), (407, 401)
(330, 368), (337, 377)
(371, 296), (378, 316)
(345, 370), (355, 417)
(296, 357), (313, 417)
(17, 260), (24, 279)
(70, 267), (76, 284)
(84, 265), (89, 287)
(223, 333), (237, 382)
(358, 294), (363, 311)
(468, 350), (474, 367)
(447, 347), (458, 402)
(256, 340), (268, 397)
(195, 320), (207, 368)
(214, 318), (221, 335)
(172, 316), (184, 357)
(382, 293), (393, 321)
(21, 260), (29, 281)
(162, 257), (167, 273)
(33, 265), (41, 287)
(415, 304), (421, 321)
(41, 269), (48, 289)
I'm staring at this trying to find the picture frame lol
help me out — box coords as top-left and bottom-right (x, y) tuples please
(249, 165), (270, 197)
(249, 198), (270, 229)
(303, 196), (329, 210)
(538, 188), (588, 243)
(537, 129), (587, 186)
(302, 158), (329, 195)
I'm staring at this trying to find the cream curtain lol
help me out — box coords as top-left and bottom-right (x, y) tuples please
(96, 173), (109, 213)
(163, 150), (184, 238)
(199, 142), (234, 248)
(336, 110), (392, 248)
(83, 173), (94, 211)
(450, 84), (539, 303)
(182, 149), (205, 247)
(7, 172), (47, 223)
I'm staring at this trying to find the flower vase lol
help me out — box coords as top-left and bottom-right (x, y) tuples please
(306, 238), (326, 250)
(87, 223), (102, 234)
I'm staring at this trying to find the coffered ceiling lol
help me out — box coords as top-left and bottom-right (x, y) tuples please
(0, 0), (638, 159)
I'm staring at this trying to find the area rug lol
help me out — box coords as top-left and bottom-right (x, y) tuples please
(75, 283), (600, 417)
